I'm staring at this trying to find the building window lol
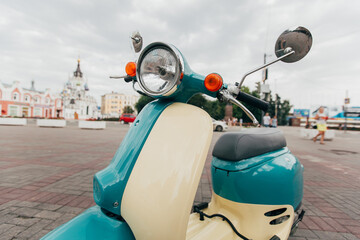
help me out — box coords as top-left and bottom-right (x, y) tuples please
(9, 106), (19, 116)
(22, 107), (29, 117)
(34, 96), (40, 103)
(24, 95), (30, 102)
(34, 107), (42, 117)
(46, 98), (50, 104)
(13, 93), (19, 101)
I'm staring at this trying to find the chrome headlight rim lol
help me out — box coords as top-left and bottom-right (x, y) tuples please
(136, 42), (184, 97)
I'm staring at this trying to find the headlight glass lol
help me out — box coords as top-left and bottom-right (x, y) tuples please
(138, 47), (180, 96)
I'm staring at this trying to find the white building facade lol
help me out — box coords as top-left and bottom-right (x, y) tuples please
(62, 60), (99, 119)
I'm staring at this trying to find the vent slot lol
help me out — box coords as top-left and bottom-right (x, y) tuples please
(264, 208), (287, 217)
(270, 215), (290, 225)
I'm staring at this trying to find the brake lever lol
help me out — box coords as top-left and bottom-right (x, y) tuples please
(218, 89), (259, 126)
(109, 75), (134, 83)
(132, 80), (152, 97)
(109, 75), (127, 79)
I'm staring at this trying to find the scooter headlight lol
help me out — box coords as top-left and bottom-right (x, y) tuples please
(136, 43), (183, 97)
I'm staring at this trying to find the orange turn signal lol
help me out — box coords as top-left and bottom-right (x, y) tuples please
(125, 62), (137, 77)
(204, 73), (223, 92)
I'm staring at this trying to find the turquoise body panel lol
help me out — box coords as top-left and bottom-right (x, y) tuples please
(212, 148), (304, 209)
(40, 206), (135, 240)
(93, 100), (173, 215)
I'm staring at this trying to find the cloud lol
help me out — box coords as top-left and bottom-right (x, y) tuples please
(0, 0), (359, 109)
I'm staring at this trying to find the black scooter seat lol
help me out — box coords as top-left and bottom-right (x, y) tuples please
(212, 128), (286, 161)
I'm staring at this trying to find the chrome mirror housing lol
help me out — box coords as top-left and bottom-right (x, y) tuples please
(275, 26), (312, 63)
(131, 31), (143, 53)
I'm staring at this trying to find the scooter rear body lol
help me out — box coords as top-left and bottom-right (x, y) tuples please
(187, 130), (304, 239)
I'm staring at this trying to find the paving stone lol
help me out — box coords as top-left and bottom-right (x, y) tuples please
(288, 237), (307, 240)
(56, 205), (84, 215)
(35, 203), (62, 211)
(7, 216), (41, 227)
(346, 226), (360, 235)
(44, 213), (77, 230)
(0, 225), (26, 240)
(30, 229), (52, 240)
(0, 213), (17, 225)
(341, 232), (360, 240)
(13, 201), (40, 208)
(0, 206), (19, 216)
(0, 223), (15, 234)
(13, 207), (41, 218)
(16, 219), (53, 239)
(313, 230), (350, 240)
(0, 200), (19, 211)
(292, 229), (319, 239)
(35, 210), (63, 220)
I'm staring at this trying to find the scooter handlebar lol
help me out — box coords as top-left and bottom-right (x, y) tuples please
(236, 91), (269, 112)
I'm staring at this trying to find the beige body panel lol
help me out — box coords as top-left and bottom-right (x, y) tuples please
(187, 192), (294, 240)
(121, 103), (213, 240)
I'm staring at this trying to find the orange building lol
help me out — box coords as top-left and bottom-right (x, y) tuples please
(0, 80), (62, 118)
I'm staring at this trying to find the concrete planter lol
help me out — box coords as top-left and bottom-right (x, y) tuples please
(79, 121), (106, 130)
(37, 119), (66, 128)
(0, 118), (27, 126)
(300, 128), (335, 140)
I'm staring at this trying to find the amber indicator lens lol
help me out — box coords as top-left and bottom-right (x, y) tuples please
(125, 62), (137, 77)
(204, 73), (223, 92)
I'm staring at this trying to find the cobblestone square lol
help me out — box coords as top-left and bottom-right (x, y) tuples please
(1, 124), (359, 239)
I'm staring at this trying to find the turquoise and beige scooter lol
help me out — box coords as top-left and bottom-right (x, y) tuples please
(42, 26), (312, 240)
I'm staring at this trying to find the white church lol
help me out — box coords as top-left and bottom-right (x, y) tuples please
(61, 59), (99, 119)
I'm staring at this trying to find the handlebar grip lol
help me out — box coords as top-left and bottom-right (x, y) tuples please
(124, 76), (133, 83)
(236, 91), (269, 112)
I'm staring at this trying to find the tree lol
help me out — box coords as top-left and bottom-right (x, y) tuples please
(135, 95), (153, 113)
(265, 93), (292, 125)
(267, 94), (292, 125)
(123, 105), (135, 114)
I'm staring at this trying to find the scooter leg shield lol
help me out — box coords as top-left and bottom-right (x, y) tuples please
(40, 206), (135, 240)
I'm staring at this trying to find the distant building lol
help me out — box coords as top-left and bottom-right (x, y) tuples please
(101, 92), (139, 117)
(61, 59), (99, 119)
(0, 80), (62, 118)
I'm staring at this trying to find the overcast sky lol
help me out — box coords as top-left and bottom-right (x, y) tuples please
(1, 0), (359, 109)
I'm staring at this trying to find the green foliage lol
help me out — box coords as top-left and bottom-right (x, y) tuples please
(135, 95), (153, 113)
(123, 105), (135, 114)
(267, 94), (292, 125)
(232, 86), (262, 123)
(187, 94), (226, 120)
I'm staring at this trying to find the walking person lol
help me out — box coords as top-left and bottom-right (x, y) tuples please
(271, 116), (278, 128)
(263, 113), (271, 127)
(313, 107), (328, 144)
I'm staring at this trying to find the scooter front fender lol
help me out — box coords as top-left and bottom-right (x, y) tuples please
(41, 206), (135, 240)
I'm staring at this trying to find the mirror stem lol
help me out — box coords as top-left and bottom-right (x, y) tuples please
(238, 50), (295, 88)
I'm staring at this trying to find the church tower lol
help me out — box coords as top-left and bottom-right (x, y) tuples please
(61, 59), (98, 119)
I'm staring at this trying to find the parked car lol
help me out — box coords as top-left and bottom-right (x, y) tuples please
(119, 113), (136, 124)
(212, 118), (228, 132)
